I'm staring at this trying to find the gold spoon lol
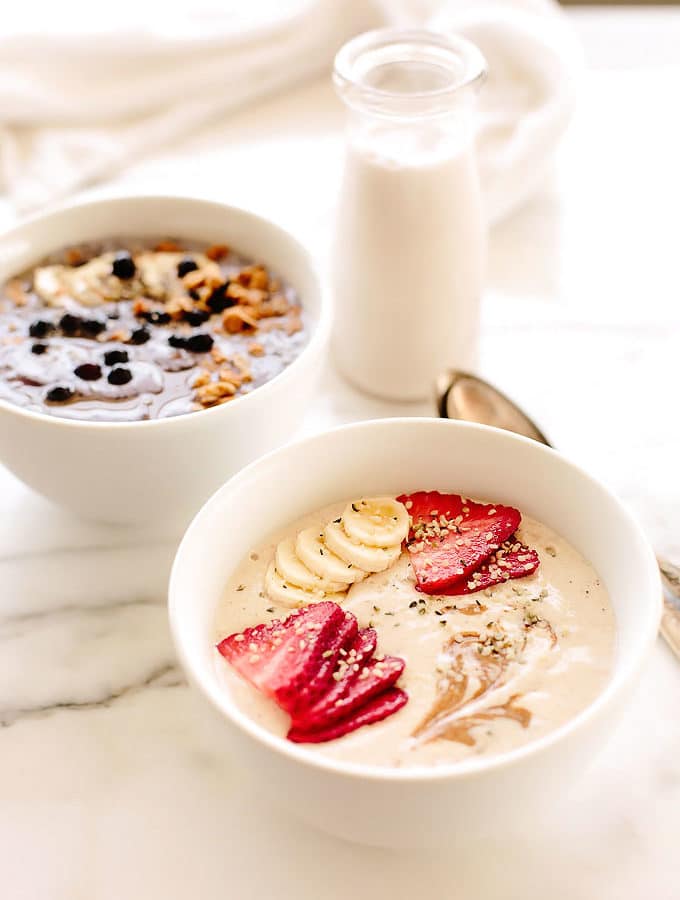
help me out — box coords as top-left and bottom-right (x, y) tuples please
(436, 369), (679, 659)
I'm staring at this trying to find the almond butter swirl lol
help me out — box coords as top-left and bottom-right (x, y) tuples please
(413, 618), (557, 746)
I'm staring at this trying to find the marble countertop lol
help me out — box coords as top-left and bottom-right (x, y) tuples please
(2, 9), (679, 899)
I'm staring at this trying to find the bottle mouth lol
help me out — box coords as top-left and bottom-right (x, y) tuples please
(334, 29), (487, 118)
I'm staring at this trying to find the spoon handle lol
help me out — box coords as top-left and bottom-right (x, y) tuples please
(435, 369), (678, 660)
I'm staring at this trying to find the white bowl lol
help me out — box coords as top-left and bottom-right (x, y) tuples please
(0, 195), (329, 524)
(169, 418), (661, 848)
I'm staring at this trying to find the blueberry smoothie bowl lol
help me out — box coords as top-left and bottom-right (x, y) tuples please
(0, 196), (328, 524)
(0, 237), (306, 422)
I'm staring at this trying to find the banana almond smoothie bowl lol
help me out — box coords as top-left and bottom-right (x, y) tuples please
(0, 237), (306, 422)
(214, 491), (615, 768)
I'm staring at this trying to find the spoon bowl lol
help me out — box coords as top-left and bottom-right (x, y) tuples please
(436, 369), (552, 446)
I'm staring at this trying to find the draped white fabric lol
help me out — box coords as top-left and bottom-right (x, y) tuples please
(0, 0), (582, 221)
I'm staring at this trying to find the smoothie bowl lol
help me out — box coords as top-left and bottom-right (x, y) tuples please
(169, 418), (660, 847)
(0, 195), (328, 523)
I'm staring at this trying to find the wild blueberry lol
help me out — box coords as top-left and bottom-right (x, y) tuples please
(81, 319), (106, 337)
(104, 350), (129, 366)
(168, 335), (188, 349)
(185, 333), (214, 353)
(184, 309), (210, 327)
(59, 313), (82, 335)
(74, 363), (102, 381)
(177, 257), (198, 278)
(111, 252), (136, 279)
(31, 343), (48, 355)
(29, 320), (55, 339)
(46, 386), (74, 403)
(108, 367), (133, 386)
(206, 283), (234, 313)
(128, 327), (150, 345)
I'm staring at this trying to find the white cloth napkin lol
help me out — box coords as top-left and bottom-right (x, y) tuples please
(0, 0), (582, 222)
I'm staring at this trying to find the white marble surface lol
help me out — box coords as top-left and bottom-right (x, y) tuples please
(1, 9), (679, 899)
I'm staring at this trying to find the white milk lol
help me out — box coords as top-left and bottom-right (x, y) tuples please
(332, 128), (485, 400)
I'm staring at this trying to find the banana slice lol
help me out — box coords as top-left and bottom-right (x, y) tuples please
(341, 497), (409, 548)
(264, 563), (346, 609)
(324, 520), (402, 573)
(295, 527), (366, 584)
(275, 538), (345, 593)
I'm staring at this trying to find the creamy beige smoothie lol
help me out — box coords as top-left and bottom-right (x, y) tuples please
(214, 500), (615, 769)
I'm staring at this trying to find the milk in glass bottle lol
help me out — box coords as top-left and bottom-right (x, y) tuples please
(332, 30), (487, 400)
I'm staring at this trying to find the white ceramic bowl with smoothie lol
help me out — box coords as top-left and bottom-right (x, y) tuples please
(0, 195), (329, 524)
(169, 418), (661, 848)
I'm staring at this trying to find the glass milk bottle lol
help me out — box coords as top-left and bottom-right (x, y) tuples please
(332, 30), (487, 401)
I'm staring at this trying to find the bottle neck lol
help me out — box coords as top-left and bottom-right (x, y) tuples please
(343, 95), (478, 159)
(334, 28), (486, 121)
(334, 29), (485, 164)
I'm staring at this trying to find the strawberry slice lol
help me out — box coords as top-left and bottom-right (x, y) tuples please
(216, 600), (351, 716)
(303, 610), (359, 710)
(288, 688), (408, 744)
(218, 603), (408, 744)
(291, 633), (403, 733)
(440, 538), (540, 595)
(398, 491), (521, 594)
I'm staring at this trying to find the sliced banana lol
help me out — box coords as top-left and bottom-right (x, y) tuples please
(264, 563), (346, 609)
(295, 527), (366, 584)
(275, 538), (345, 593)
(324, 520), (402, 573)
(341, 497), (409, 548)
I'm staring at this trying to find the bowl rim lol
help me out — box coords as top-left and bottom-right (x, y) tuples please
(169, 417), (662, 783)
(0, 193), (330, 432)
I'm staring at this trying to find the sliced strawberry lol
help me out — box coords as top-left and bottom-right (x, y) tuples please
(440, 539), (540, 595)
(287, 687), (408, 744)
(309, 625), (379, 718)
(216, 601), (352, 716)
(303, 610), (358, 710)
(291, 634), (403, 733)
(218, 603), (408, 744)
(398, 491), (521, 594)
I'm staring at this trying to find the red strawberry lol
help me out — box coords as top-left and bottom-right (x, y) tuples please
(398, 491), (521, 594)
(288, 687), (408, 744)
(304, 610), (358, 709)
(291, 635), (404, 733)
(216, 601), (351, 715)
(218, 603), (409, 744)
(440, 539), (540, 595)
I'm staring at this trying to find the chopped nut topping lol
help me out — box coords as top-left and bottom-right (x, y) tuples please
(237, 265), (270, 291)
(205, 243), (229, 261)
(194, 379), (237, 407)
(255, 294), (290, 318)
(223, 307), (258, 334)
(192, 369), (212, 389)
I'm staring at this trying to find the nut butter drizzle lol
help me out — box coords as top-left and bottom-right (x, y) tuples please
(413, 620), (557, 747)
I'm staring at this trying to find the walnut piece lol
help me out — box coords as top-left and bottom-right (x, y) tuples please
(194, 379), (237, 408)
(223, 307), (258, 334)
(205, 244), (230, 261)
